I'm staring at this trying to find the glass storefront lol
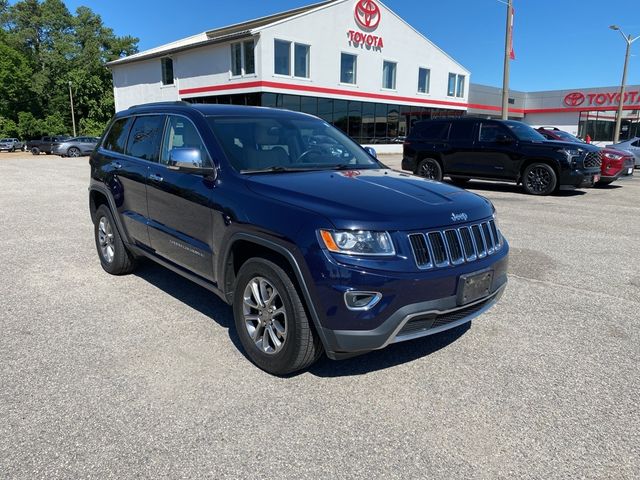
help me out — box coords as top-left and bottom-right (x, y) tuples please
(578, 110), (640, 142)
(186, 92), (464, 144)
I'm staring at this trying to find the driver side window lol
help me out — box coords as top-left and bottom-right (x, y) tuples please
(160, 116), (210, 166)
(479, 123), (508, 143)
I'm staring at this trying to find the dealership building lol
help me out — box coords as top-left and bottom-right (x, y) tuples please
(108, 0), (640, 151)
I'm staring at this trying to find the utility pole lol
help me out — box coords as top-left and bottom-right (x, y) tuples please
(68, 81), (77, 137)
(609, 26), (638, 143)
(501, 0), (513, 120)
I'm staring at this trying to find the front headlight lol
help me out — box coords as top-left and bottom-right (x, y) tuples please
(561, 148), (582, 158)
(603, 152), (623, 160)
(319, 230), (395, 256)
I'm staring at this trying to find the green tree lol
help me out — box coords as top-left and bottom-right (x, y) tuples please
(1, 0), (138, 137)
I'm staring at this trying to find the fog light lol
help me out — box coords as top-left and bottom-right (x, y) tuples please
(344, 291), (382, 311)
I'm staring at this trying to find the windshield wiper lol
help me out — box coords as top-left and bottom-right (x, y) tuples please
(241, 166), (317, 174)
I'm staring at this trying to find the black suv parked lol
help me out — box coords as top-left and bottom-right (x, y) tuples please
(402, 118), (602, 195)
(89, 103), (509, 375)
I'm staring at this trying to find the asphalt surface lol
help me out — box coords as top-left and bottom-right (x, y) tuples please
(1, 152), (639, 479)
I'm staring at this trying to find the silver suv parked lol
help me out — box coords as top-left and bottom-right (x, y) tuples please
(0, 138), (26, 152)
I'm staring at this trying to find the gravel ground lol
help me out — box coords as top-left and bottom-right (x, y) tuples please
(1, 153), (639, 479)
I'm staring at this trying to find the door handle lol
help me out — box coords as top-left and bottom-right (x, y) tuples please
(112, 161), (122, 169)
(149, 173), (164, 182)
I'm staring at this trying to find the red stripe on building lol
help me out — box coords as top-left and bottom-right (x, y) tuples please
(179, 80), (469, 109)
(178, 81), (640, 115)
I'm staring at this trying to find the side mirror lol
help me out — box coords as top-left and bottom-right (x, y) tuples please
(168, 148), (215, 175)
(495, 134), (514, 144)
(364, 146), (378, 158)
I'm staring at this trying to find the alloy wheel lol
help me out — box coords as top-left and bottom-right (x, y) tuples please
(97, 216), (115, 263)
(526, 166), (552, 194)
(68, 147), (80, 157)
(242, 277), (287, 355)
(419, 160), (440, 180)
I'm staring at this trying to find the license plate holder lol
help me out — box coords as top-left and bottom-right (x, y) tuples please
(593, 174), (601, 184)
(628, 168), (634, 175)
(458, 270), (494, 306)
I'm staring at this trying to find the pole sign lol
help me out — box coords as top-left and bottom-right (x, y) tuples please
(564, 90), (640, 107)
(348, 0), (384, 50)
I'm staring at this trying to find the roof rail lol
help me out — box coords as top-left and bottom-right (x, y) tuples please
(128, 101), (192, 109)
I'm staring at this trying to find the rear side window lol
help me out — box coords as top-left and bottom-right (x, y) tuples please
(103, 117), (134, 153)
(449, 121), (475, 141)
(413, 122), (450, 140)
(125, 115), (166, 162)
(479, 123), (508, 143)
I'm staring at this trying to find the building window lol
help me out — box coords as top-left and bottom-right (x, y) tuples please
(341, 53), (357, 84)
(231, 40), (255, 77)
(382, 61), (397, 90)
(418, 68), (430, 94)
(161, 58), (174, 86)
(294, 44), (310, 78)
(448, 73), (465, 97)
(456, 75), (465, 98)
(274, 39), (291, 76)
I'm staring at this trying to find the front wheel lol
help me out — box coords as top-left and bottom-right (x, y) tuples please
(67, 147), (81, 157)
(522, 163), (557, 195)
(31, 147), (40, 155)
(233, 258), (323, 375)
(416, 158), (443, 181)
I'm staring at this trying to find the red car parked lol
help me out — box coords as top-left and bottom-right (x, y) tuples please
(536, 127), (635, 185)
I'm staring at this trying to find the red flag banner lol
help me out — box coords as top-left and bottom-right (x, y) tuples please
(509, 7), (516, 60)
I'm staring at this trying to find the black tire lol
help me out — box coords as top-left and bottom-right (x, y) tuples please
(449, 176), (470, 187)
(67, 147), (81, 158)
(9, 148), (15, 153)
(233, 258), (323, 375)
(31, 147), (40, 155)
(522, 163), (557, 195)
(94, 204), (137, 275)
(416, 158), (443, 181)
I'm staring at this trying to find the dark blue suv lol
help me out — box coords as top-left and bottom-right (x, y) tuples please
(89, 102), (509, 375)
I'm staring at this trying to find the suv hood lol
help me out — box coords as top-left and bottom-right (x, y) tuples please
(245, 169), (494, 231)
(525, 139), (601, 152)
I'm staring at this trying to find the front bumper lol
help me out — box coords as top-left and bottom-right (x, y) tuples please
(313, 246), (509, 359)
(559, 167), (601, 189)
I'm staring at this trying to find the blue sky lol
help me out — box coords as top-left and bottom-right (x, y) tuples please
(57, 0), (640, 91)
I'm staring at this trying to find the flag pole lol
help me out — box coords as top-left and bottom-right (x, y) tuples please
(501, 0), (514, 120)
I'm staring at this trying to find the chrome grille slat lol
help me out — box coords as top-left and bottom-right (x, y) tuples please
(409, 218), (502, 270)
(583, 151), (602, 168)
(459, 227), (477, 261)
(409, 233), (433, 269)
(428, 231), (449, 267)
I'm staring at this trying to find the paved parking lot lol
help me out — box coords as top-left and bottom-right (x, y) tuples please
(1, 153), (639, 479)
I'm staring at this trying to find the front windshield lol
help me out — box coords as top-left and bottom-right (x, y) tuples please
(503, 121), (547, 142)
(207, 115), (382, 173)
(551, 130), (584, 143)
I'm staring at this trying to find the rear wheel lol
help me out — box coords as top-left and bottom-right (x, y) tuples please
(31, 147), (40, 155)
(416, 158), (443, 181)
(522, 163), (557, 195)
(94, 205), (137, 275)
(233, 258), (323, 375)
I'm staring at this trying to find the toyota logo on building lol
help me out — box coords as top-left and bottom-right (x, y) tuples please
(564, 92), (586, 107)
(355, 0), (381, 31)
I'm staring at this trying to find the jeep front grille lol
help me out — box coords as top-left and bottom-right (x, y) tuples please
(409, 219), (502, 270)
(583, 151), (602, 168)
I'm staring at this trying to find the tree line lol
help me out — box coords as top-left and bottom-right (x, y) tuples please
(0, 0), (138, 139)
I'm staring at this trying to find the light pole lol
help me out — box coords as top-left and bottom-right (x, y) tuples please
(68, 81), (77, 137)
(609, 25), (638, 143)
(501, 0), (514, 120)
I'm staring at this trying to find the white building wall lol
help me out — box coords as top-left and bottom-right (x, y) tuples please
(522, 112), (581, 136)
(111, 0), (470, 113)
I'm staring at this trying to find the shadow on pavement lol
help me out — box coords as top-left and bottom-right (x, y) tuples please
(308, 323), (470, 378)
(446, 180), (587, 197)
(134, 260), (471, 377)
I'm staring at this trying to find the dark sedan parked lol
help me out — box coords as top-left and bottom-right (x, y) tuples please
(53, 137), (99, 157)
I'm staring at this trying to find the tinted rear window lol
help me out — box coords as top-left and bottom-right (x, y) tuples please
(412, 122), (450, 140)
(125, 115), (165, 162)
(449, 121), (475, 141)
(103, 117), (134, 154)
